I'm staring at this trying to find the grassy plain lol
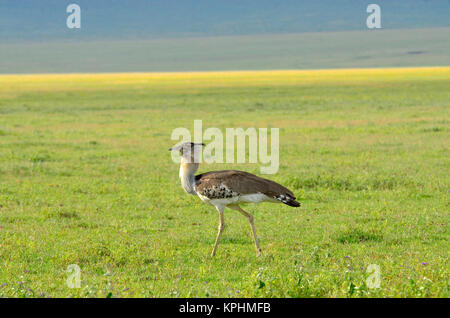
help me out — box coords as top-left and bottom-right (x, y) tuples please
(0, 67), (448, 297)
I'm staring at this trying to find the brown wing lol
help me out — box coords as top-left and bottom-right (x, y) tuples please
(195, 170), (300, 207)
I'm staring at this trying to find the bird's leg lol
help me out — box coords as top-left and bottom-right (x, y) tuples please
(211, 206), (225, 257)
(230, 205), (262, 256)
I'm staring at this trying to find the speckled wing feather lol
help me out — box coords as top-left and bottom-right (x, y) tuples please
(195, 170), (300, 207)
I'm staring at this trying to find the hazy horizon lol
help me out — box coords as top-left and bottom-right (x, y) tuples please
(0, 1), (448, 73)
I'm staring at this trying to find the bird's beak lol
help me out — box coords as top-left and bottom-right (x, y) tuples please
(168, 147), (173, 151)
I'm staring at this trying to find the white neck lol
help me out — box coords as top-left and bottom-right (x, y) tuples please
(179, 162), (199, 195)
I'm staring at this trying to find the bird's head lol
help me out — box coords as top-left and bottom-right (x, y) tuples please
(169, 142), (205, 163)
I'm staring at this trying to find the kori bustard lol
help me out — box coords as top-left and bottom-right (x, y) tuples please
(169, 142), (300, 256)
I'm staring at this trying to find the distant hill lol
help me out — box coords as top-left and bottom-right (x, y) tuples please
(0, 0), (449, 41)
(1, 28), (449, 73)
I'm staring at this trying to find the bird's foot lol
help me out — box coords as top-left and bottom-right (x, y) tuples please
(256, 248), (262, 257)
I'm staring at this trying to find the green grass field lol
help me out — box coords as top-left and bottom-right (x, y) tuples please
(0, 68), (448, 297)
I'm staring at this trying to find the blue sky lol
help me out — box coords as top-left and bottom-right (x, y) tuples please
(0, 0), (448, 41)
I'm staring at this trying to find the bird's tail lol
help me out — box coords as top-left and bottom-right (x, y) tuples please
(275, 193), (301, 207)
(283, 198), (301, 207)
